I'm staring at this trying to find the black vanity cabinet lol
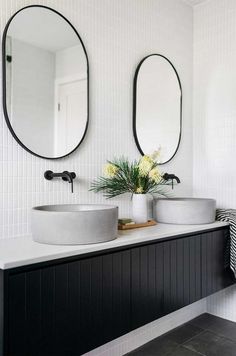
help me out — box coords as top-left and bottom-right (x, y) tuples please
(5, 251), (131, 356)
(0, 226), (234, 356)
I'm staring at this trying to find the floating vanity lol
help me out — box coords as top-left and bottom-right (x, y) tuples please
(0, 221), (234, 356)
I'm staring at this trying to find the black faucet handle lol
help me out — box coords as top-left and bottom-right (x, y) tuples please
(62, 171), (76, 181)
(44, 170), (53, 180)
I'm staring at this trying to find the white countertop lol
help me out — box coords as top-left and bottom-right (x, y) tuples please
(0, 221), (229, 269)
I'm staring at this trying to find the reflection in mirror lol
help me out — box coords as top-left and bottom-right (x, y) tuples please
(3, 6), (89, 159)
(133, 54), (182, 164)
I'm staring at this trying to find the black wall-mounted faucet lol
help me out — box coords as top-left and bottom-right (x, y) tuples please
(44, 170), (76, 193)
(163, 173), (181, 189)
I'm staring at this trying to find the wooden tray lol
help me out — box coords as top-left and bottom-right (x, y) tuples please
(118, 220), (157, 230)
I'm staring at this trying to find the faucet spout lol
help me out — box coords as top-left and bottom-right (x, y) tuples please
(62, 171), (76, 193)
(163, 173), (181, 189)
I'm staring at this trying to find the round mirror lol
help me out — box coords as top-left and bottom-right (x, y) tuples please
(133, 54), (182, 164)
(2, 5), (89, 159)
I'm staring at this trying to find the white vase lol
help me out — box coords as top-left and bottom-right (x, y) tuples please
(132, 194), (148, 224)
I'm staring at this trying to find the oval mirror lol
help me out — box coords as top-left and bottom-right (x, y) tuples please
(133, 54), (182, 164)
(2, 5), (89, 159)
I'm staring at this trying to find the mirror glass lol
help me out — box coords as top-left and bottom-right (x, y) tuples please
(133, 54), (182, 164)
(3, 6), (88, 159)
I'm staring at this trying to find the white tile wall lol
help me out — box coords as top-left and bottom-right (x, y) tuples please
(193, 0), (236, 321)
(193, 0), (236, 207)
(0, 1), (202, 354)
(0, 0), (193, 239)
(207, 285), (236, 322)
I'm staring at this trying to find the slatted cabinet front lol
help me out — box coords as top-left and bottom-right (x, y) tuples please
(4, 227), (233, 356)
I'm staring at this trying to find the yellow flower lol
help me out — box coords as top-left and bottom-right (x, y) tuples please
(136, 186), (144, 193)
(150, 147), (162, 162)
(104, 163), (119, 178)
(148, 167), (162, 183)
(138, 155), (154, 176)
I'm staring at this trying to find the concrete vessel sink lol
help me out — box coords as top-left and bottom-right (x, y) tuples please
(32, 204), (118, 245)
(154, 198), (216, 225)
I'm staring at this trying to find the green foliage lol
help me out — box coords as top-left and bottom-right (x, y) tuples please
(90, 156), (172, 199)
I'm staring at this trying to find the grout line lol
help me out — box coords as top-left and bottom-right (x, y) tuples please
(126, 314), (236, 356)
(200, 328), (236, 346)
(189, 313), (236, 344)
(181, 344), (206, 356)
(181, 328), (206, 345)
(162, 319), (205, 344)
(173, 329), (207, 355)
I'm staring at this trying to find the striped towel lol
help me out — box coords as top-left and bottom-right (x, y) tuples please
(216, 209), (236, 277)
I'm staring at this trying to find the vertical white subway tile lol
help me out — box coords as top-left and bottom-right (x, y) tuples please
(0, 0), (193, 239)
(0, 1), (196, 353)
(193, 0), (236, 322)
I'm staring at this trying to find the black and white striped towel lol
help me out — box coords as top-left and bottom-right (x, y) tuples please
(216, 209), (236, 277)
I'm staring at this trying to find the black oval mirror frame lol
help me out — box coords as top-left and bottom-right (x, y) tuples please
(133, 54), (182, 165)
(2, 5), (89, 160)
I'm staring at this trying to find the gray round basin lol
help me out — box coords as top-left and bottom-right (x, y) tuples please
(32, 204), (118, 245)
(154, 198), (216, 225)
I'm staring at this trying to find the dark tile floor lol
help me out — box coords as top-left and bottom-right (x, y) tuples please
(126, 313), (236, 356)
